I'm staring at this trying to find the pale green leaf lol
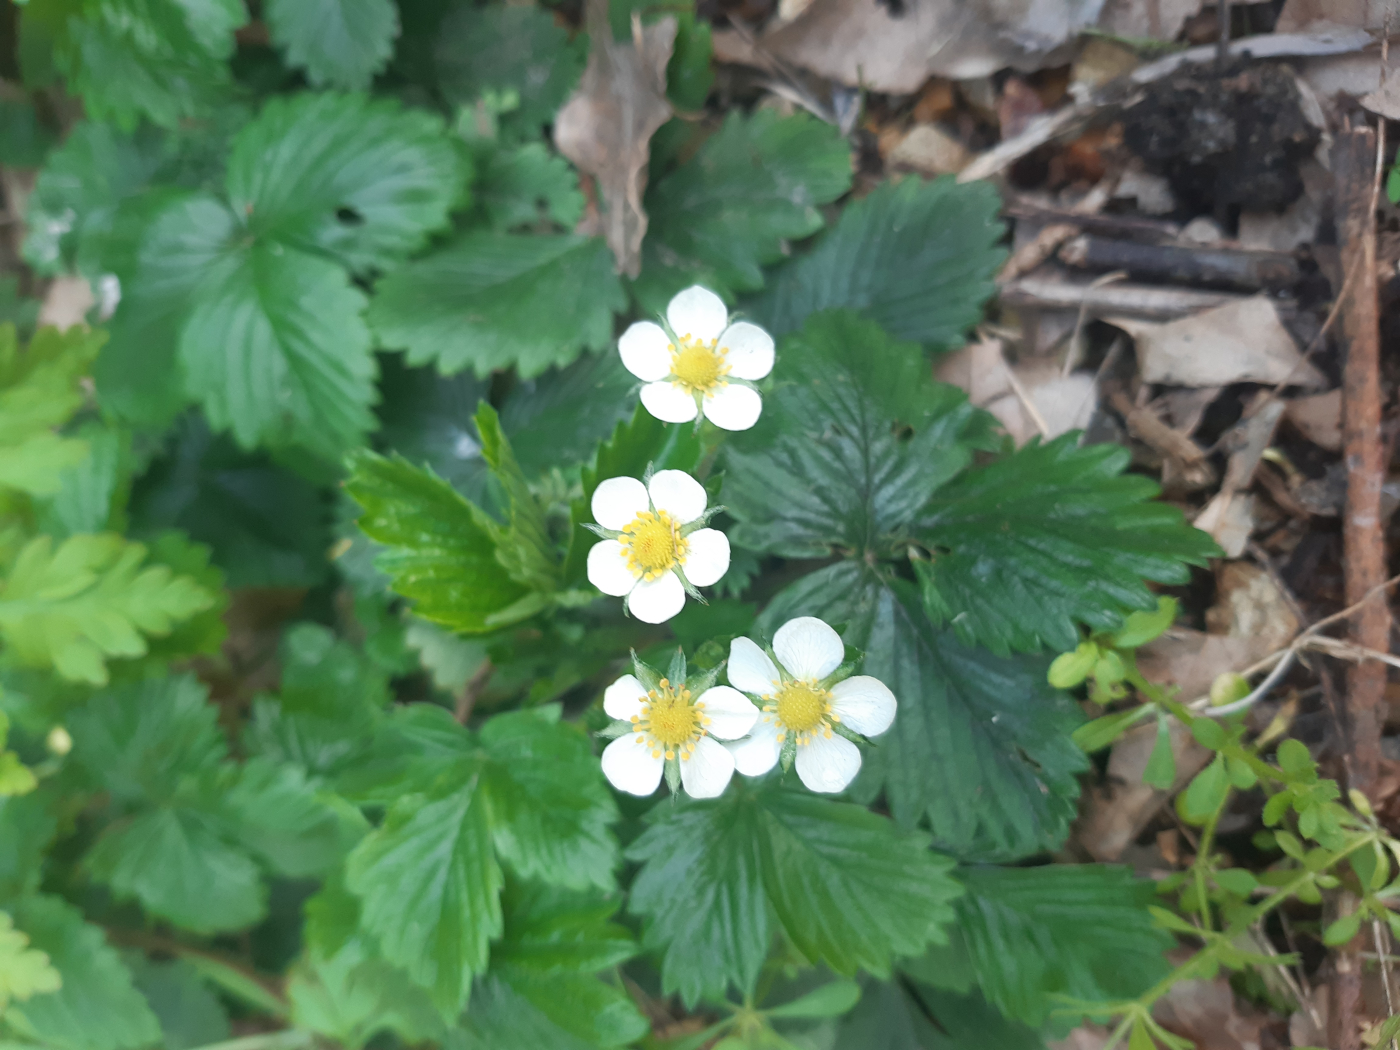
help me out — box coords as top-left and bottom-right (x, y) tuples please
(0, 911), (61, 1009)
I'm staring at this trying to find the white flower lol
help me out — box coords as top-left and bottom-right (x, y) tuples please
(724, 616), (896, 794)
(618, 285), (775, 432)
(600, 673), (759, 798)
(586, 469), (730, 624)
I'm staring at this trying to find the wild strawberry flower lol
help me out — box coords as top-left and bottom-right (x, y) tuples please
(618, 285), (775, 432)
(724, 616), (897, 794)
(586, 469), (729, 624)
(600, 672), (758, 798)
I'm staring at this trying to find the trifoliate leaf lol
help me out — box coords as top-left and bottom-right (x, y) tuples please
(834, 979), (1044, 1050)
(916, 436), (1220, 655)
(345, 774), (503, 1015)
(0, 535), (216, 686)
(627, 781), (960, 1007)
(6, 895), (161, 1050)
(264, 0), (399, 90)
(435, 6), (586, 136)
(473, 142), (585, 232)
(951, 866), (1172, 1027)
(217, 758), (346, 877)
(85, 806), (266, 934)
(753, 176), (1005, 348)
(634, 110), (851, 310)
(126, 956), (231, 1050)
(479, 710), (618, 891)
(177, 225), (377, 458)
(22, 0), (244, 129)
(763, 564), (1086, 860)
(225, 92), (461, 275)
(367, 233), (625, 378)
(345, 451), (532, 632)
(723, 311), (996, 558)
(0, 323), (105, 497)
(0, 910), (60, 1010)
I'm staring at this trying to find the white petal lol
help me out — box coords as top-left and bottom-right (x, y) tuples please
(728, 637), (780, 696)
(680, 736), (736, 799)
(718, 321), (775, 380)
(601, 735), (665, 796)
(627, 572), (686, 624)
(795, 732), (862, 794)
(681, 528), (729, 587)
(702, 384), (762, 432)
(587, 540), (637, 597)
(640, 381), (699, 424)
(591, 476), (649, 530)
(726, 717), (781, 777)
(773, 617), (845, 681)
(604, 674), (648, 721)
(667, 286), (728, 342)
(618, 321), (672, 381)
(696, 685), (759, 741)
(647, 469), (707, 524)
(830, 676), (897, 737)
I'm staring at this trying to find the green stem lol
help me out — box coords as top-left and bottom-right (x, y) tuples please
(1193, 798), (1226, 933)
(179, 1030), (313, 1050)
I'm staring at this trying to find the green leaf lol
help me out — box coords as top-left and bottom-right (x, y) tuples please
(953, 865), (1172, 1027)
(479, 710), (619, 891)
(475, 404), (559, 591)
(627, 782), (960, 1007)
(765, 980), (862, 1020)
(136, 532), (229, 666)
(6, 895), (161, 1050)
(289, 938), (444, 1049)
(764, 564), (1086, 860)
(752, 177), (1005, 348)
(345, 776), (503, 1016)
(1047, 641), (1098, 689)
(264, 0), (399, 90)
(367, 233), (625, 378)
(492, 883), (637, 975)
(0, 793), (58, 900)
(0, 534), (216, 685)
(434, 5), (586, 136)
(1143, 715), (1177, 789)
(126, 956), (230, 1050)
(217, 758), (346, 877)
(634, 111), (851, 310)
(177, 226), (377, 458)
(1180, 754), (1229, 824)
(85, 807), (266, 933)
(1324, 912), (1362, 946)
(917, 436), (1220, 655)
(723, 311), (995, 558)
(0, 911), (61, 1010)
(0, 98), (56, 169)
(0, 324), (105, 497)
(345, 451), (532, 632)
(1112, 596), (1178, 649)
(24, 0), (244, 129)
(833, 979), (1042, 1050)
(472, 142), (585, 232)
(35, 423), (131, 538)
(225, 92), (461, 275)
(68, 674), (225, 805)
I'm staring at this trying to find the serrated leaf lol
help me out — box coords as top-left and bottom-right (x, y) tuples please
(478, 710), (618, 891)
(627, 781), (960, 1007)
(217, 758), (346, 877)
(225, 92), (461, 274)
(634, 110), (851, 310)
(916, 435), (1220, 655)
(126, 956), (230, 1050)
(0, 793), (58, 900)
(24, 0), (244, 129)
(345, 451), (532, 632)
(953, 866), (1171, 1027)
(35, 423), (131, 538)
(0, 534), (215, 685)
(85, 806), (266, 933)
(752, 177), (1005, 348)
(723, 311), (996, 559)
(473, 142), (585, 232)
(766, 980), (861, 1020)
(0, 911), (61, 1009)
(435, 5), (586, 136)
(476, 404), (559, 591)
(835, 981), (1043, 1050)
(265, 0), (398, 90)
(6, 895), (161, 1050)
(367, 233), (625, 378)
(492, 883), (637, 976)
(288, 937), (444, 1049)
(764, 563), (1086, 860)
(345, 777), (503, 1016)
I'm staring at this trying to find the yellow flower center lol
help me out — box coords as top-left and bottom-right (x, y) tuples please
(669, 336), (730, 395)
(764, 679), (837, 745)
(632, 679), (713, 761)
(620, 510), (688, 581)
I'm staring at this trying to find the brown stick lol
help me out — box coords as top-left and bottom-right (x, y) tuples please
(1329, 122), (1392, 1050)
(1059, 235), (1300, 292)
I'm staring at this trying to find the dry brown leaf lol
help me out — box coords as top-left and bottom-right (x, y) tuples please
(554, 13), (676, 278)
(37, 276), (95, 331)
(885, 124), (970, 175)
(1361, 67), (1400, 121)
(1285, 389), (1343, 451)
(1107, 296), (1327, 389)
(1206, 561), (1301, 651)
(937, 339), (1095, 446)
(1277, 0), (1388, 31)
(1154, 978), (1272, 1050)
(1097, 0), (1203, 40)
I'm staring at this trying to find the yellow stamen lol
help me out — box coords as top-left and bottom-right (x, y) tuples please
(669, 335), (731, 396)
(619, 510), (689, 581)
(774, 679), (834, 739)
